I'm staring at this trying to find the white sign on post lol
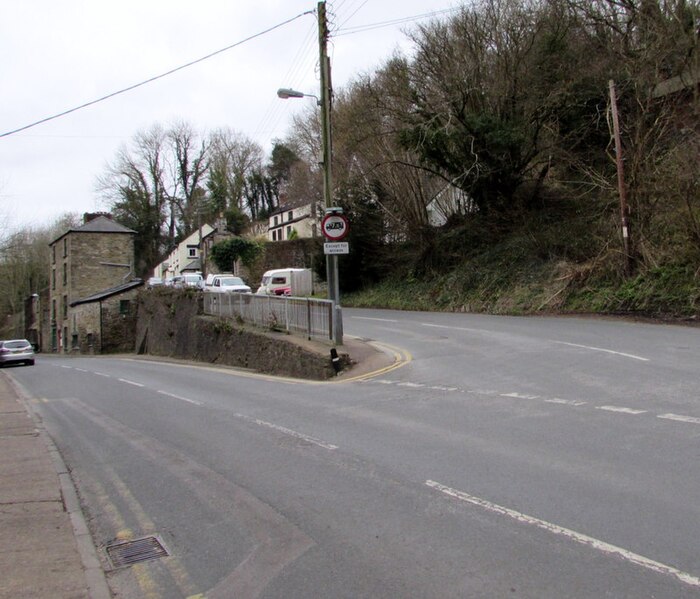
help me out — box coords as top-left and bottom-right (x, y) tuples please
(324, 242), (349, 255)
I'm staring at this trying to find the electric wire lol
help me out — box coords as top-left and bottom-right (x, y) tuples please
(0, 10), (315, 139)
(335, 7), (460, 36)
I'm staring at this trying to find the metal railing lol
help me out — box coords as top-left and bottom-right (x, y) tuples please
(203, 292), (337, 341)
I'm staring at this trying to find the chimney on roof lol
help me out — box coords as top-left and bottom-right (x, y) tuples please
(83, 212), (113, 224)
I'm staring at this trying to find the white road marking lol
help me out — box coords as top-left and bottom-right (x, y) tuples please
(597, 406), (647, 415)
(500, 392), (539, 400)
(60, 365), (72, 369)
(352, 316), (398, 323)
(430, 386), (458, 392)
(426, 480), (700, 588)
(75, 368), (88, 372)
(236, 414), (338, 450)
(157, 390), (203, 406)
(118, 378), (144, 388)
(545, 398), (587, 406)
(94, 372), (111, 378)
(374, 380), (398, 385)
(553, 341), (649, 362)
(421, 323), (488, 334)
(658, 413), (700, 425)
(398, 382), (424, 388)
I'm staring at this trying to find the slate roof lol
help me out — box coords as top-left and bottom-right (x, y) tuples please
(70, 279), (143, 307)
(51, 216), (136, 244)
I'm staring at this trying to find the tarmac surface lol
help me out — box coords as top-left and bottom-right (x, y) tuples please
(0, 338), (398, 598)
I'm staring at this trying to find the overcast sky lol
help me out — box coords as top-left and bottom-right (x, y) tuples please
(1, 0), (461, 232)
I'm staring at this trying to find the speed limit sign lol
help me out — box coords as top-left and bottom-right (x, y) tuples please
(321, 212), (349, 241)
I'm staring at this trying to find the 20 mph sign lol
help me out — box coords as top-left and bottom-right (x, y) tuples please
(321, 213), (349, 241)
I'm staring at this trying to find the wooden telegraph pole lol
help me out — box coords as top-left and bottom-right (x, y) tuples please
(318, 1), (342, 345)
(608, 80), (632, 275)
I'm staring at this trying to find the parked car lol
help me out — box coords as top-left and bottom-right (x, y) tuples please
(172, 273), (204, 289)
(147, 276), (163, 288)
(204, 274), (251, 293)
(0, 339), (35, 367)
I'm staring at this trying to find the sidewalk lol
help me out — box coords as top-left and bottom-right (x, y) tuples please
(0, 373), (110, 599)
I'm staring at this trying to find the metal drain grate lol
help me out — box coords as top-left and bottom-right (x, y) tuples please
(106, 535), (169, 568)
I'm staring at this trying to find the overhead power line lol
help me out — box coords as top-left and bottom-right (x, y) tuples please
(334, 7), (460, 36)
(0, 10), (315, 139)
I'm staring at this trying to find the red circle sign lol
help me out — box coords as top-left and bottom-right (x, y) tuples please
(321, 213), (349, 240)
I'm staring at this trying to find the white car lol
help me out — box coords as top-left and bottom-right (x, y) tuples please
(205, 275), (251, 293)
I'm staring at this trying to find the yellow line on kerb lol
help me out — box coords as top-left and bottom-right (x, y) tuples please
(337, 341), (412, 383)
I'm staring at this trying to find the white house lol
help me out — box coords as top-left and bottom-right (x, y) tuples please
(267, 203), (319, 242)
(153, 224), (214, 279)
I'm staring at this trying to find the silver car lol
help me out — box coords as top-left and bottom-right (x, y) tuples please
(0, 339), (35, 366)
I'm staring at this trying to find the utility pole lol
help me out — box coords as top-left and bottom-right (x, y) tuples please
(318, 1), (342, 345)
(609, 80), (632, 275)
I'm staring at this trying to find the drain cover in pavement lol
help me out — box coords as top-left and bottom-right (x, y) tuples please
(106, 535), (169, 568)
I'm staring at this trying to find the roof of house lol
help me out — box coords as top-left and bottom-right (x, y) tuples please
(70, 279), (143, 307)
(51, 215), (136, 244)
(181, 259), (201, 272)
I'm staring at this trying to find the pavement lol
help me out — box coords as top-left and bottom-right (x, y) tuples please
(0, 338), (401, 598)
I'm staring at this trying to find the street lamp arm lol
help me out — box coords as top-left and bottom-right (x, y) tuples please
(277, 87), (320, 105)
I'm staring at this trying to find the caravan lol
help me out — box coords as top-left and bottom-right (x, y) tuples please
(255, 268), (313, 297)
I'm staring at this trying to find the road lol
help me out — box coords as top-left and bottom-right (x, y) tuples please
(9, 308), (700, 598)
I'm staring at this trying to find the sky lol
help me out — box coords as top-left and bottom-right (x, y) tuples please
(1, 0), (461, 232)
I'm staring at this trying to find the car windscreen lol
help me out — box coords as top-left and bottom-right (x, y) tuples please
(221, 278), (245, 285)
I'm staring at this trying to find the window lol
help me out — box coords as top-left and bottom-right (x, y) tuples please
(52, 245), (56, 265)
(119, 300), (131, 316)
(272, 230), (277, 241)
(52, 300), (56, 321)
(63, 238), (68, 258)
(288, 211), (293, 221)
(52, 269), (56, 290)
(63, 295), (68, 319)
(62, 263), (67, 286)
(188, 247), (197, 258)
(286, 225), (292, 238)
(274, 216), (279, 226)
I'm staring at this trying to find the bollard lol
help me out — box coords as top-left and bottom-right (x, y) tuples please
(330, 348), (341, 374)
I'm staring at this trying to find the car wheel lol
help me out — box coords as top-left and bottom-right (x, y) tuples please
(27, 360), (35, 366)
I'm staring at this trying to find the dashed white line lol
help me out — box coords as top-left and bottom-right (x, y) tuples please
(236, 414), (338, 450)
(94, 372), (111, 378)
(597, 406), (647, 415)
(545, 398), (587, 407)
(74, 368), (88, 372)
(118, 378), (144, 388)
(157, 390), (203, 406)
(398, 382), (424, 388)
(425, 480), (700, 589)
(553, 341), (649, 362)
(430, 385), (458, 392)
(500, 392), (539, 400)
(658, 413), (700, 425)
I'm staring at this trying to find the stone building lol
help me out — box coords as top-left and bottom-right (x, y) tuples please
(69, 280), (142, 354)
(48, 213), (138, 352)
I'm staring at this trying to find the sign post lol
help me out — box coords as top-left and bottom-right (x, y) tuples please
(321, 208), (348, 345)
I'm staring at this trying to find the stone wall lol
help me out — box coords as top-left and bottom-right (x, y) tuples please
(135, 288), (348, 380)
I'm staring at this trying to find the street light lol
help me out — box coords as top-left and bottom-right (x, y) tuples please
(276, 85), (342, 345)
(276, 88), (319, 104)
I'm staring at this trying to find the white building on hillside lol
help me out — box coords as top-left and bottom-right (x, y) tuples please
(268, 203), (319, 241)
(153, 225), (214, 279)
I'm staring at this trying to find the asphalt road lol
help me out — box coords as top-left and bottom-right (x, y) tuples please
(9, 309), (700, 598)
